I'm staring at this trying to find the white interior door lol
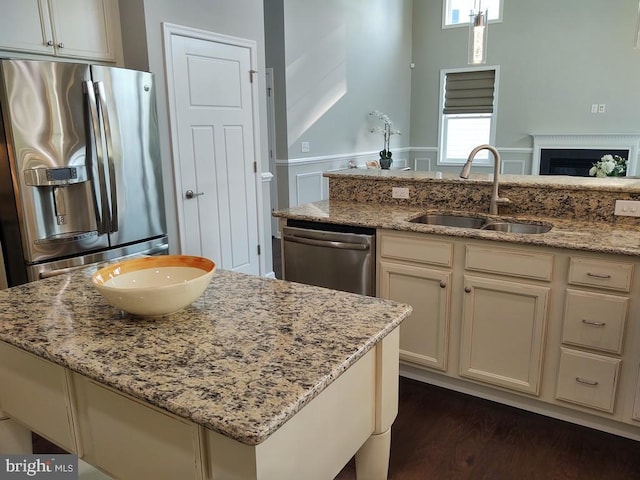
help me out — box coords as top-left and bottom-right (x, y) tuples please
(166, 29), (260, 275)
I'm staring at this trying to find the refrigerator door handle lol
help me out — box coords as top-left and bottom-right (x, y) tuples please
(95, 80), (119, 233)
(84, 80), (108, 235)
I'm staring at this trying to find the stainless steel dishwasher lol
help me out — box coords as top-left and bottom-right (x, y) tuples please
(282, 220), (376, 296)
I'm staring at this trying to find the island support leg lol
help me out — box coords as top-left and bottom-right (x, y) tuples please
(354, 328), (400, 480)
(354, 428), (391, 480)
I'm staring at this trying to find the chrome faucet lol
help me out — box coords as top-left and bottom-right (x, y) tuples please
(460, 144), (511, 215)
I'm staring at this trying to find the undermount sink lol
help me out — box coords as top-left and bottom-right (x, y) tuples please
(408, 214), (486, 229)
(479, 222), (552, 234)
(408, 213), (552, 234)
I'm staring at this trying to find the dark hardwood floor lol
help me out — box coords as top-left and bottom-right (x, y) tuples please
(273, 236), (282, 279)
(336, 377), (640, 480)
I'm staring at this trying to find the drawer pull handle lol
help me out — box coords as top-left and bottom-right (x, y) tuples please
(582, 319), (606, 327)
(576, 377), (599, 386)
(586, 272), (612, 279)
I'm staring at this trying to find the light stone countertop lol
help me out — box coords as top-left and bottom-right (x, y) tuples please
(325, 169), (640, 192)
(0, 268), (411, 446)
(274, 200), (640, 257)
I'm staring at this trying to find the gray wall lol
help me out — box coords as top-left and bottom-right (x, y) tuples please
(411, 0), (640, 153)
(118, 0), (272, 273)
(268, 0), (413, 161)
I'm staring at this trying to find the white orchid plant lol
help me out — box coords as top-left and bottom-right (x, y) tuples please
(589, 154), (627, 177)
(369, 110), (400, 167)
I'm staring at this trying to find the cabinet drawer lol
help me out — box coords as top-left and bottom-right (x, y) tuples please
(562, 289), (628, 354)
(465, 245), (553, 281)
(568, 257), (633, 292)
(73, 374), (201, 479)
(0, 342), (76, 452)
(379, 231), (453, 267)
(555, 348), (620, 413)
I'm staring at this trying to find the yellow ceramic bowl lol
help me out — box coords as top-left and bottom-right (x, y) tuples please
(92, 255), (216, 317)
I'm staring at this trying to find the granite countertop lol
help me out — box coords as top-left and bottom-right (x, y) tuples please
(274, 200), (640, 257)
(324, 169), (640, 193)
(0, 268), (411, 446)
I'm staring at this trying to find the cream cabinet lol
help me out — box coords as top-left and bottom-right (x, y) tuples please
(554, 256), (632, 416)
(0, 0), (120, 62)
(378, 230), (452, 371)
(377, 229), (640, 437)
(72, 374), (202, 479)
(0, 342), (77, 452)
(459, 244), (552, 395)
(459, 275), (550, 395)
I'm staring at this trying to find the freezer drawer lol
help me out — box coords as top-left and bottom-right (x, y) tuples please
(282, 224), (375, 296)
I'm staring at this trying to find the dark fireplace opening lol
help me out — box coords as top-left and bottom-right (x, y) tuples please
(539, 148), (629, 177)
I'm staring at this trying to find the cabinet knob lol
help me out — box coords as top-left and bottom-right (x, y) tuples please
(46, 40), (54, 46)
(439, 280), (447, 288)
(464, 287), (472, 293)
(57, 42), (64, 49)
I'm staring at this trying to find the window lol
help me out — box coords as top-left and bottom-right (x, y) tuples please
(443, 0), (502, 28)
(438, 67), (498, 165)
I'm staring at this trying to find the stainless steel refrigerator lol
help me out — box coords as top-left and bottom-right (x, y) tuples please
(0, 59), (167, 286)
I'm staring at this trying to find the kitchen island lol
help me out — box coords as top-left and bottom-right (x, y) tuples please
(0, 268), (411, 479)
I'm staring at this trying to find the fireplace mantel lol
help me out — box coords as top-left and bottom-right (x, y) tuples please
(531, 134), (640, 176)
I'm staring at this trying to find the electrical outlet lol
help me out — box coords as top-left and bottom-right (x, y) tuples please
(301, 142), (310, 153)
(598, 104), (606, 113)
(614, 200), (640, 217)
(591, 104), (598, 113)
(392, 187), (410, 199)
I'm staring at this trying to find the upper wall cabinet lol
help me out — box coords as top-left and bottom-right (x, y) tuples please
(0, 0), (120, 62)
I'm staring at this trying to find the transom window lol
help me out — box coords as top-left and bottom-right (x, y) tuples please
(443, 0), (502, 28)
(438, 67), (499, 165)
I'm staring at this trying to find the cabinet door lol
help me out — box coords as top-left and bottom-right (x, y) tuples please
(460, 275), (550, 395)
(48, 0), (117, 61)
(0, 342), (76, 452)
(0, 0), (55, 55)
(379, 261), (451, 371)
(73, 374), (202, 479)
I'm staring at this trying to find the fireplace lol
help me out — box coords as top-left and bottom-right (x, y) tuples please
(539, 148), (629, 177)
(531, 134), (640, 177)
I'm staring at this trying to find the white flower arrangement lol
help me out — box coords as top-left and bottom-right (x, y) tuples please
(369, 110), (401, 168)
(589, 154), (627, 177)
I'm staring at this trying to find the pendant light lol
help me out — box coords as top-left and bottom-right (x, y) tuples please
(634, 0), (640, 49)
(468, 2), (488, 64)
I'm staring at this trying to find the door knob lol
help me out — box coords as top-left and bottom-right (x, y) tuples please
(185, 190), (204, 199)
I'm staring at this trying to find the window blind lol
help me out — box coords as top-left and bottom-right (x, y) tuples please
(443, 70), (495, 114)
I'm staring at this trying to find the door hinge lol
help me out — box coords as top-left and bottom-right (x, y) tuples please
(257, 244), (261, 255)
(250, 69), (258, 83)
(253, 161), (257, 173)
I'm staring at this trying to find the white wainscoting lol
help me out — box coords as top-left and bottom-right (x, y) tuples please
(276, 149), (409, 208)
(412, 147), (532, 175)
